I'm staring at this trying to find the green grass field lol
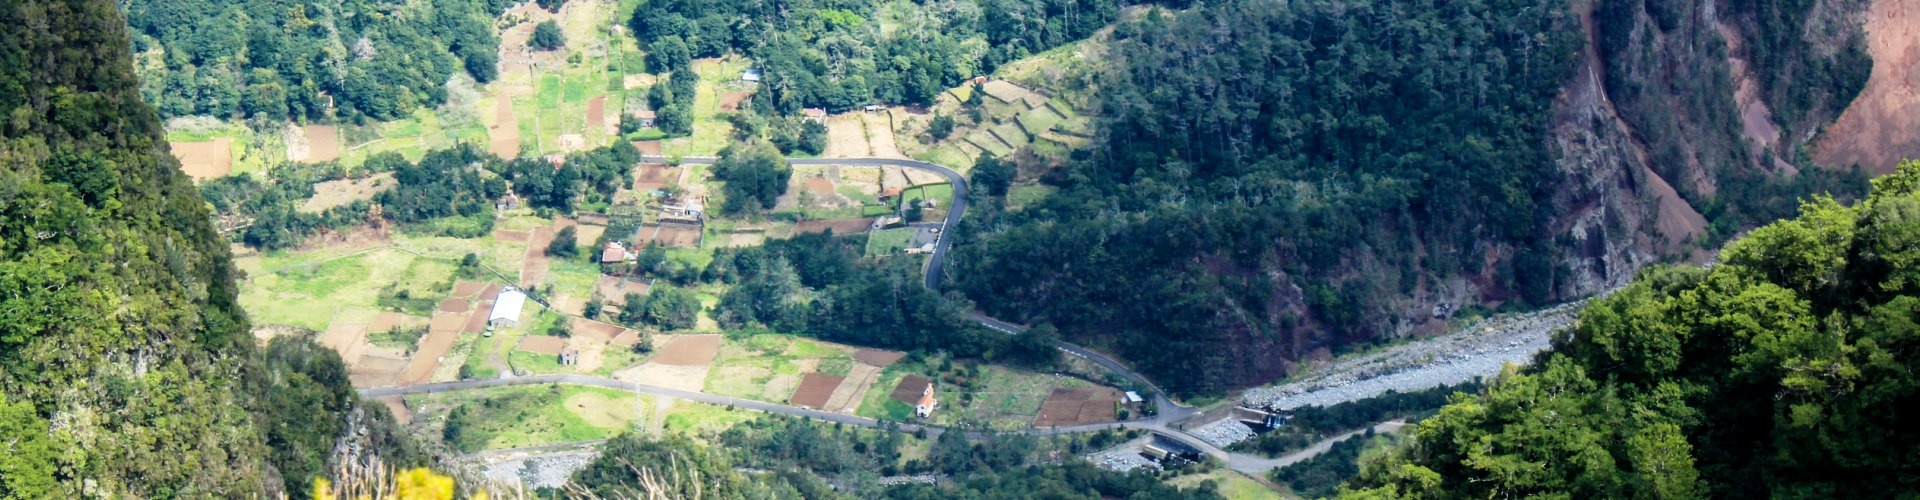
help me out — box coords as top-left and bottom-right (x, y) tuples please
(423, 385), (640, 452)
(511, 349), (568, 375)
(899, 183), (954, 209)
(664, 400), (757, 436)
(662, 57), (747, 157)
(857, 363), (920, 422)
(865, 228), (915, 256)
(1168, 472), (1283, 500)
(1007, 184), (1056, 210)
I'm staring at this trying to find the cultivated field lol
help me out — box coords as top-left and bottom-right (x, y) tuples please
(170, 137), (235, 179)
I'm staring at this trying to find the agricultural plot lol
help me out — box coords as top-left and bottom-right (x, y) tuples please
(613, 334), (721, 392)
(409, 385), (640, 452)
(301, 173), (394, 213)
(703, 334), (857, 404)
(989, 122), (1030, 148)
(856, 356), (1103, 430)
(1032, 386), (1121, 427)
(636, 224), (702, 247)
(169, 138), (235, 179)
(661, 58), (750, 157)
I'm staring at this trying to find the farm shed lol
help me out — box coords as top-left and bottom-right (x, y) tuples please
(490, 289), (527, 328)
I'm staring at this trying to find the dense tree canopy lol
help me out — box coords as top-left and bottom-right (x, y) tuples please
(710, 141), (792, 215)
(627, 0), (1160, 112)
(0, 1), (417, 494)
(1345, 162), (1920, 498)
(124, 0), (512, 122)
(952, 0), (1584, 395)
(374, 145), (507, 236)
(530, 20), (565, 51)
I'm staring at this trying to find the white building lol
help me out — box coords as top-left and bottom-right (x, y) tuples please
(490, 288), (528, 328)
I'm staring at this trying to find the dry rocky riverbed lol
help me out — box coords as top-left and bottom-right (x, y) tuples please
(1242, 298), (1599, 412)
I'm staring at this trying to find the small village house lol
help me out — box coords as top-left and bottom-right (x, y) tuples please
(636, 109), (656, 128)
(915, 384), (938, 417)
(802, 108), (828, 122)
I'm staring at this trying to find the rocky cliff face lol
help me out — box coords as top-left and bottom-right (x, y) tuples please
(1369, 0), (1881, 362)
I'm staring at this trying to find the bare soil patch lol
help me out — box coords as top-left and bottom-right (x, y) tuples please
(438, 298), (472, 314)
(853, 349), (907, 367)
(794, 218), (876, 235)
(1815, 0), (1920, 173)
(890, 375), (934, 404)
(481, 283), (506, 302)
(1716, 23), (1795, 173)
(637, 225), (700, 247)
(596, 276), (652, 304)
(569, 318), (627, 343)
(351, 354), (408, 387)
(1033, 387), (1122, 427)
(587, 96), (608, 129)
(804, 177), (837, 197)
(632, 141), (663, 156)
(319, 320), (370, 366)
(719, 91), (754, 112)
(824, 363), (881, 412)
(491, 93), (522, 159)
(791, 374), (844, 408)
(170, 138), (234, 179)
(493, 229), (531, 242)
(452, 281), (488, 299)
(614, 363), (710, 392)
(377, 396), (411, 425)
(632, 164), (684, 192)
(367, 312), (409, 334)
(825, 114), (871, 157)
(522, 227), (554, 285)
(863, 112), (905, 158)
(461, 301), (495, 334)
(517, 335), (568, 355)
(397, 318), (463, 385)
(652, 334), (722, 366)
(568, 335), (608, 372)
(611, 329), (645, 347)
(304, 125), (341, 163)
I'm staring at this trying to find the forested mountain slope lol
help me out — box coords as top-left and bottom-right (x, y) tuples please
(949, 0), (1889, 396)
(0, 0), (418, 495)
(1346, 162), (1920, 498)
(124, 0), (514, 122)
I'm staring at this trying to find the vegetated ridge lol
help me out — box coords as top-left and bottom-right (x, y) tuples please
(1346, 162), (1920, 498)
(0, 0), (423, 496)
(950, 0), (1893, 396)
